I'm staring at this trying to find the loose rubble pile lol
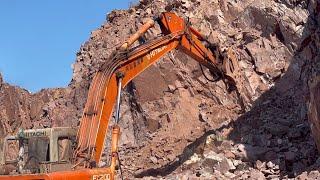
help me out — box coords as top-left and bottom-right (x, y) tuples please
(1, 0), (320, 179)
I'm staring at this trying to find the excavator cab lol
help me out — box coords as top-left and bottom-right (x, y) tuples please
(0, 127), (77, 175)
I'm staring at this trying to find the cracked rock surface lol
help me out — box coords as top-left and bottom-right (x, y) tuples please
(1, 0), (320, 179)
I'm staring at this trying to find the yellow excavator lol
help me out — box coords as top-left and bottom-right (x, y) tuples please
(0, 12), (240, 179)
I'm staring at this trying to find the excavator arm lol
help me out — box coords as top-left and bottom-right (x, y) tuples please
(74, 12), (239, 169)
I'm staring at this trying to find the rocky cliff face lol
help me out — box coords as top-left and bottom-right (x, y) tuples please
(1, 0), (320, 179)
(0, 76), (78, 138)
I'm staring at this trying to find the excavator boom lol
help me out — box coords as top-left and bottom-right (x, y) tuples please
(75, 12), (238, 168)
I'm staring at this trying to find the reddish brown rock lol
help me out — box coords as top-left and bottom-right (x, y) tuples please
(1, 0), (320, 179)
(308, 76), (320, 152)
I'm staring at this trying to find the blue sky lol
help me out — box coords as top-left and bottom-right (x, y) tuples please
(0, 1), (133, 92)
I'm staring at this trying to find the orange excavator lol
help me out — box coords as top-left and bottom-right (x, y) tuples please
(0, 12), (239, 179)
